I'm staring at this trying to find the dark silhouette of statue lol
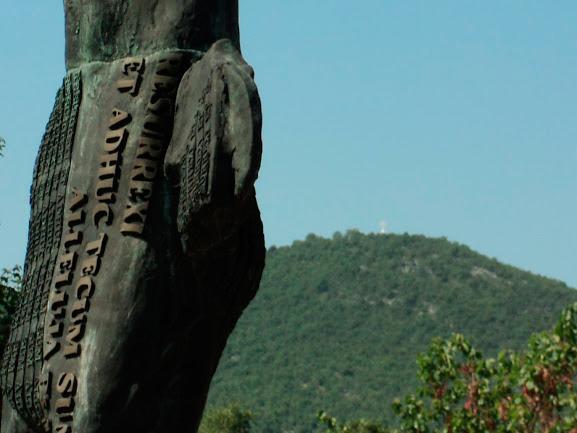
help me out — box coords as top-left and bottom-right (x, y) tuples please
(0, 1), (265, 432)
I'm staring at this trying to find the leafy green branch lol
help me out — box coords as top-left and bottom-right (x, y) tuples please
(0, 266), (21, 350)
(317, 302), (577, 433)
(392, 302), (577, 432)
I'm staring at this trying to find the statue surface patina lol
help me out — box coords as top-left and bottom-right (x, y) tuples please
(0, 1), (265, 432)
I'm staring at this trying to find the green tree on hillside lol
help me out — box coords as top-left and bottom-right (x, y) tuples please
(208, 232), (577, 433)
(394, 303), (577, 432)
(318, 412), (392, 433)
(0, 138), (22, 349)
(199, 405), (253, 433)
(0, 267), (21, 350)
(204, 302), (577, 433)
(320, 302), (577, 433)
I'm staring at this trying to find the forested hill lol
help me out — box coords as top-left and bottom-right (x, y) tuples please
(204, 231), (577, 433)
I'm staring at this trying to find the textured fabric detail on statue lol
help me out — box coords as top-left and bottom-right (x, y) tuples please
(0, 70), (82, 430)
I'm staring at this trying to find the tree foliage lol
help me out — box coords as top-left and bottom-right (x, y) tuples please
(317, 302), (577, 433)
(0, 142), (21, 349)
(0, 266), (21, 353)
(318, 411), (392, 433)
(199, 404), (253, 433)
(392, 302), (577, 432)
(206, 302), (577, 433)
(208, 232), (577, 433)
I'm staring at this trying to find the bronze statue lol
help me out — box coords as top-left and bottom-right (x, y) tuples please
(1, 1), (265, 432)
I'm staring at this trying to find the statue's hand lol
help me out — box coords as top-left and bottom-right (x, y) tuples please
(165, 39), (263, 253)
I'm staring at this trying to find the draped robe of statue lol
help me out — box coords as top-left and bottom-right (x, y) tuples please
(0, 1), (265, 432)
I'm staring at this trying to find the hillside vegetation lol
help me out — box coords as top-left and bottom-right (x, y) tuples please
(204, 231), (577, 433)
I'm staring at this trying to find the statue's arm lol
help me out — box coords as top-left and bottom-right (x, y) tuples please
(164, 39), (263, 253)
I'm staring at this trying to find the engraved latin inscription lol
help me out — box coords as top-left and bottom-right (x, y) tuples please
(116, 57), (145, 96)
(53, 372), (77, 429)
(121, 53), (186, 236)
(44, 190), (88, 362)
(44, 59), (136, 430)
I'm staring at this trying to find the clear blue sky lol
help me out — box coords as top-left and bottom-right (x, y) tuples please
(1, 1), (576, 287)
